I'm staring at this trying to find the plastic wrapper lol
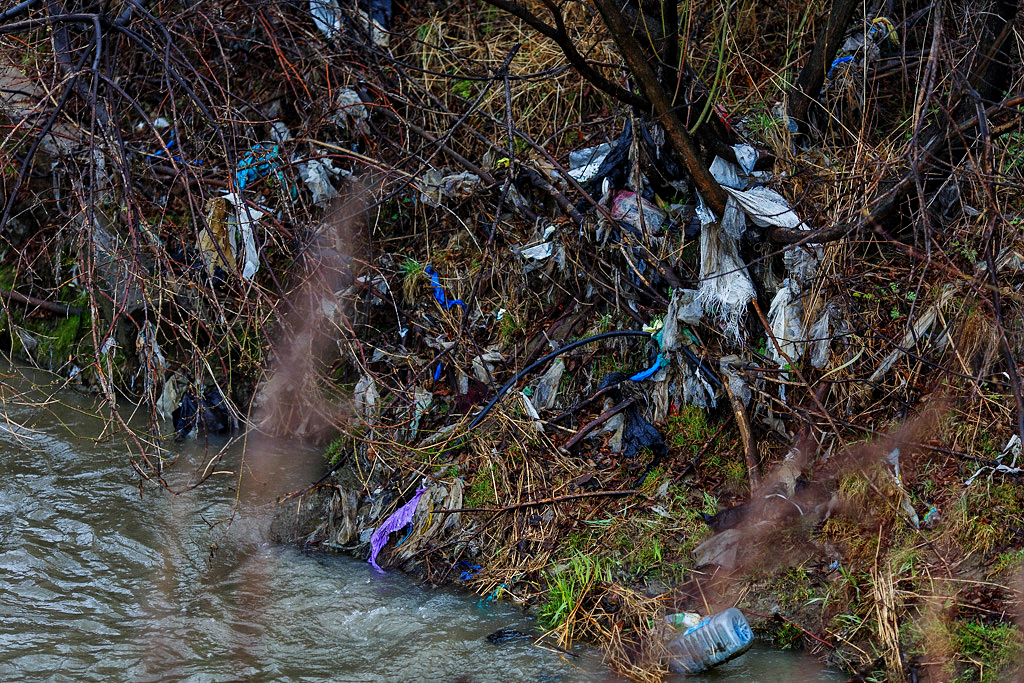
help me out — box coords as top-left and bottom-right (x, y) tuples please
(368, 488), (427, 572)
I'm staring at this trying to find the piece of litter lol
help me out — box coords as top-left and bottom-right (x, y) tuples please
(368, 488), (427, 572)
(520, 242), (553, 260)
(424, 265), (465, 310)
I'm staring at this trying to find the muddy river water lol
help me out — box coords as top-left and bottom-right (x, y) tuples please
(0, 367), (844, 681)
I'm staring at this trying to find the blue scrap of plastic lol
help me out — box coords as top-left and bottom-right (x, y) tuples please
(457, 561), (482, 581)
(152, 131), (203, 165)
(923, 506), (938, 523)
(424, 265), (465, 310)
(395, 523), (415, 547)
(433, 363), (443, 381)
(629, 353), (667, 382)
(827, 55), (855, 81)
(236, 144), (280, 190)
(630, 328), (665, 381)
(483, 583), (506, 602)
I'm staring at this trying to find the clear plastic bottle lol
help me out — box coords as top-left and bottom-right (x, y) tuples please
(665, 607), (754, 674)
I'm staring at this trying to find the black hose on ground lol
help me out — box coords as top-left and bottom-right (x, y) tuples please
(466, 330), (653, 431)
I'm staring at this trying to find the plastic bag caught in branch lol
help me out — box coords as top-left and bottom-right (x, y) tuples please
(299, 157), (343, 205)
(767, 278), (805, 365)
(697, 197), (755, 341)
(807, 306), (832, 369)
(723, 186), (809, 232)
(224, 193), (263, 280)
(199, 194), (263, 280)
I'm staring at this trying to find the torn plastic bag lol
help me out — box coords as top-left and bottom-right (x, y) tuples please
(532, 358), (564, 411)
(767, 279), (804, 401)
(309, 0), (390, 45)
(581, 121), (632, 201)
(596, 372), (667, 461)
(224, 193), (263, 280)
(612, 191), (666, 235)
(388, 480), (465, 568)
(269, 121), (291, 143)
(723, 186), (809, 232)
(807, 305), (832, 369)
(732, 144), (758, 175)
(472, 349), (505, 385)
(309, 0), (342, 37)
(155, 372), (185, 422)
(966, 435), (1024, 485)
(869, 286), (954, 383)
(334, 89), (370, 131)
(520, 391), (544, 432)
(172, 385), (235, 439)
(883, 448), (919, 528)
(136, 321), (166, 400)
(718, 356), (751, 407)
(622, 407), (667, 461)
(709, 156), (744, 190)
(783, 243), (822, 284)
(407, 389), (433, 440)
(568, 143), (611, 183)
(417, 169), (483, 207)
(354, 374), (380, 417)
(697, 197), (755, 340)
(518, 242), (553, 260)
(299, 157), (343, 205)
(368, 487), (427, 572)
(767, 278), (805, 365)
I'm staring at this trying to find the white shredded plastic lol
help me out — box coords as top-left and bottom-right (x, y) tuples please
(697, 198), (754, 340)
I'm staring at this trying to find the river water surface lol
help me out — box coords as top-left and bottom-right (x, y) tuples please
(0, 366), (844, 681)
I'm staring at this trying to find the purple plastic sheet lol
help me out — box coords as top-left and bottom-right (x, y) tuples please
(368, 488), (427, 572)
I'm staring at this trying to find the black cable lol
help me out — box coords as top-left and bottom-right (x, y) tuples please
(467, 330), (653, 431)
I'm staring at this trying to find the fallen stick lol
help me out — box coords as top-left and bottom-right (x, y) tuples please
(0, 287), (86, 317)
(560, 396), (636, 453)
